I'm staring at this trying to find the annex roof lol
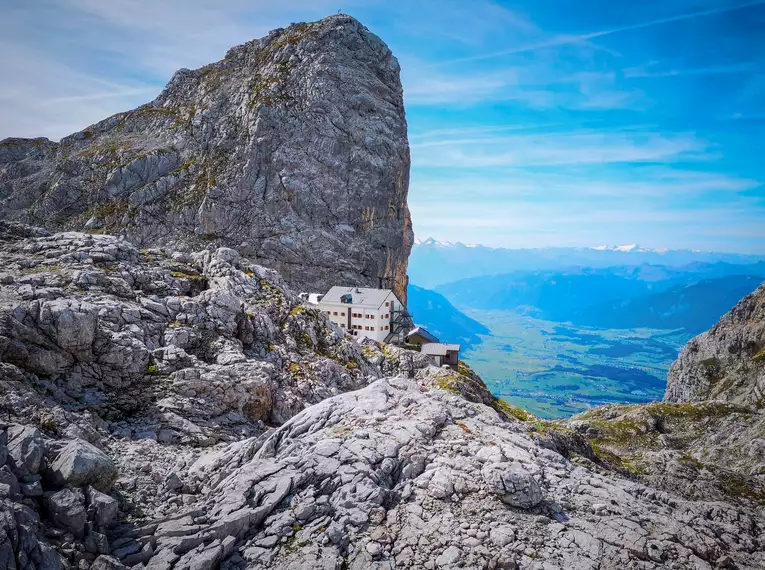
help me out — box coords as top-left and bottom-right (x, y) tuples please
(421, 343), (460, 356)
(299, 292), (324, 305)
(407, 326), (439, 344)
(320, 286), (394, 309)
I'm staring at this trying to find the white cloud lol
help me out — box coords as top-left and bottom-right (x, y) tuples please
(0, 0), (341, 139)
(624, 61), (757, 79)
(410, 199), (765, 251)
(411, 130), (711, 167)
(409, 169), (761, 204)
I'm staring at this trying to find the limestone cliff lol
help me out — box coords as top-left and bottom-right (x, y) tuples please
(0, 15), (412, 302)
(665, 281), (765, 406)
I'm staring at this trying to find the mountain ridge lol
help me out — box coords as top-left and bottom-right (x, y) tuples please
(0, 14), (413, 302)
(436, 267), (765, 334)
(411, 239), (765, 289)
(407, 284), (490, 348)
(415, 236), (761, 256)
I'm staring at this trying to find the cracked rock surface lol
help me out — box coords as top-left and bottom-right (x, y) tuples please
(0, 14), (413, 302)
(0, 225), (763, 569)
(100, 378), (764, 570)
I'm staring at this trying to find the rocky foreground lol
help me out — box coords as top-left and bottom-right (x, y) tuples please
(1, 224), (763, 570)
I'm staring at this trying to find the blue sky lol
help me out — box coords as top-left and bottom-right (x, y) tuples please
(2, 1), (764, 253)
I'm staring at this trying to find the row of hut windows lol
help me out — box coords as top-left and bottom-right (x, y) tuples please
(339, 324), (390, 331)
(327, 311), (390, 319)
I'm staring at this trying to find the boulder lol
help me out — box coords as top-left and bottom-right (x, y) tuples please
(6, 425), (44, 477)
(481, 463), (542, 509)
(48, 439), (118, 492)
(91, 555), (128, 570)
(0, 465), (20, 495)
(47, 487), (88, 539)
(0, 428), (7, 467)
(20, 479), (42, 497)
(86, 485), (119, 529)
(428, 468), (455, 499)
(85, 530), (110, 555)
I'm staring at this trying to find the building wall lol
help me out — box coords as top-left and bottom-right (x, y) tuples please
(425, 350), (459, 370)
(444, 351), (459, 367)
(317, 292), (397, 342)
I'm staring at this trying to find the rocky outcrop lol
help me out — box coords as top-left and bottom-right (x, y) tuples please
(6, 424), (44, 477)
(0, 223), (379, 445)
(0, 15), (413, 302)
(106, 377), (763, 570)
(1, 225), (763, 569)
(565, 282), (765, 516)
(665, 281), (764, 406)
(568, 401), (765, 505)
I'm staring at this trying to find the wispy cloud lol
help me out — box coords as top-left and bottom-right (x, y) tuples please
(0, 0), (340, 139)
(403, 66), (642, 110)
(411, 130), (710, 167)
(624, 61), (757, 78)
(402, 66), (519, 106)
(410, 168), (760, 203)
(438, 0), (765, 66)
(411, 199), (765, 251)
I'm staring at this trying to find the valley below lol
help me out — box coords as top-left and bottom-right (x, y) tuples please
(455, 310), (692, 418)
(407, 240), (765, 419)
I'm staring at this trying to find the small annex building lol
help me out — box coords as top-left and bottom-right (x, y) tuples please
(421, 343), (460, 369)
(317, 286), (403, 342)
(406, 326), (439, 347)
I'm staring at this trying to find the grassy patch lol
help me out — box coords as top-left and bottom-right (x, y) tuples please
(289, 305), (307, 317)
(90, 199), (131, 220)
(171, 270), (206, 282)
(21, 263), (62, 275)
(495, 399), (534, 422)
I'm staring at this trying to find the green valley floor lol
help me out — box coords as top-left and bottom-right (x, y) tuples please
(461, 309), (693, 418)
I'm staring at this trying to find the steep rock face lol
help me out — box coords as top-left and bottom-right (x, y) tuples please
(665, 282), (765, 406)
(0, 15), (412, 302)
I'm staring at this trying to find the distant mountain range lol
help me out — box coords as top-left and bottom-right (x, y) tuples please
(435, 266), (765, 335)
(411, 238), (765, 289)
(406, 285), (489, 348)
(582, 275), (765, 332)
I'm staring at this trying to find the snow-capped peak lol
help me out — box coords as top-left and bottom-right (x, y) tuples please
(591, 244), (649, 253)
(415, 237), (457, 247)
